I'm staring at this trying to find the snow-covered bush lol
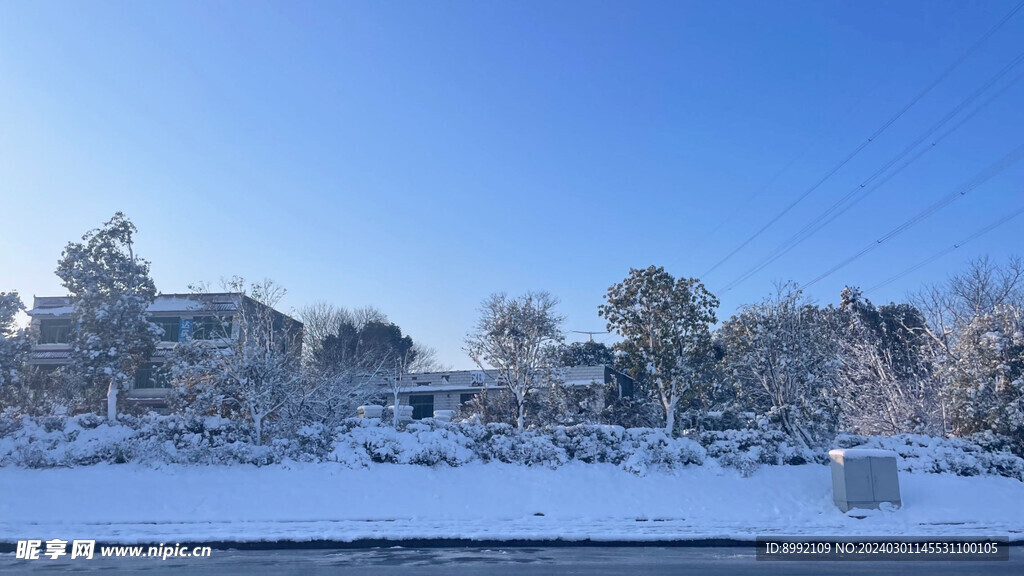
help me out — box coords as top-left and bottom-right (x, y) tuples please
(0, 415), (135, 467)
(0, 414), (1020, 480)
(839, 433), (1024, 481)
(0, 410), (23, 437)
(549, 425), (627, 464)
(325, 419), (477, 466)
(696, 427), (823, 476)
(359, 425), (405, 464)
(0, 414), (273, 467)
(401, 422), (476, 466)
(700, 429), (782, 476)
(620, 428), (705, 475)
(481, 425), (568, 468)
(294, 423), (334, 461)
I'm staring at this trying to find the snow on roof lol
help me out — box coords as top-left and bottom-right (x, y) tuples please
(398, 384), (488, 393)
(27, 294), (241, 316)
(30, 350), (71, 360)
(27, 305), (75, 317)
(562, 379), (603, 387)
(829, 449), (899, 460)
(146, 297), (208, 313)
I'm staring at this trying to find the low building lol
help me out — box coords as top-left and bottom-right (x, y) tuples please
(393, 365), (634, 420)
(26, 293), (302, 409)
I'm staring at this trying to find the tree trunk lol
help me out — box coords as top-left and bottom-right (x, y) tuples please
(106, 380), (118, 421)
(780, 407), (808, 449)
(393, 389), (400, 429)
(517, 399), (526, 430)
(481, 385), (488, 424)
(664, 396), (676, 436)
(254, 414), (263, 446)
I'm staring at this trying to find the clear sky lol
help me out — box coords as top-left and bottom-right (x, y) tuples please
(2, 1), (1023, 369)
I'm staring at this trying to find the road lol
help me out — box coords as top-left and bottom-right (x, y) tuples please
(3, 545), (1021, 575)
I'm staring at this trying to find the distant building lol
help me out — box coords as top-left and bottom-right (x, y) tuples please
(390, 365), (634, 420)
(26, 293), (302, 410)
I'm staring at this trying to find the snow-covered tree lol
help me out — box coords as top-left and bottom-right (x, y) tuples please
(914, 257), (1024, 452)
(280, 365), (387, 429)
(913, 256), (1023, 354)
(55, 213), (160, 420)
(556, 340), (615, 367)
(528, 379), (605, 426)
(599, 266), (718, 435)
(949, 304), (1024, 452)
(836, 287), (942, 435)
(308, 309), (419, 374)
(718, 284), (840, 448)
(385, 349), (415, 428)
(297, 303), (387, 366)
(168, 278), (303, 445)
(294, 303), (446, 425)
(0, 291), (30, 389)
(464, 292), (565, 430)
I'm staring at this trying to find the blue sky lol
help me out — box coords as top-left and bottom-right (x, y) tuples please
(2, 1), (1023, 369)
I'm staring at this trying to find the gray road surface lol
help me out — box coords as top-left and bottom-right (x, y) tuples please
(2, 546), (1021, 575)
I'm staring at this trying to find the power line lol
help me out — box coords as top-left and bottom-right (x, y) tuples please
(701, 0), (1024, 278)
(698, 77), (889, 248)
(800, 142), (1024, 289)
(865, 202), (1024, 294)
(716, 57), (1024, 294)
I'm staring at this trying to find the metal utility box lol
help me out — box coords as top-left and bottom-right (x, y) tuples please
(387, 404), (414, 422)
(357, 405), (383, 418)
(828, 449), (901, 513)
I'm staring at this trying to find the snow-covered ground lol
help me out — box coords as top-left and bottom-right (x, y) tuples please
(1, 462), (1021, 544)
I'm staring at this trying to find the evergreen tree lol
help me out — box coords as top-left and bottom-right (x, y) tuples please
(0, 291), (30, 389)
(556, 340), (615, 367)
(315, 320), (415, 374)
(55, 213), (159, 420)
(599, 266), (718, 435)
(949, 304), (1024, 453)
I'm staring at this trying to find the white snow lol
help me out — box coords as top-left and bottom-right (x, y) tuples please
(1, 462), (1021, 544)
(829, 448), (899, 460)
(145, 297), (206, 313)
(26, 296), (211, 317)
(25, 305), (74, 317)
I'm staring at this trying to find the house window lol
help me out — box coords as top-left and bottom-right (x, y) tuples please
(409, 394), (434, 420)
(153, 317), (180, 342)
(134, 363), (170, 389)
(460, 393), (478, 405)
(192, 316), (232, 340)
(38, 319), (72, 344)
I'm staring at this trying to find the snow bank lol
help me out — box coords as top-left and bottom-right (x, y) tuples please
(0, 462), (1021, 544)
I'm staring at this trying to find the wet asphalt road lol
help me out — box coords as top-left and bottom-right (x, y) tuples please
(2, 546), (1021, 575)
